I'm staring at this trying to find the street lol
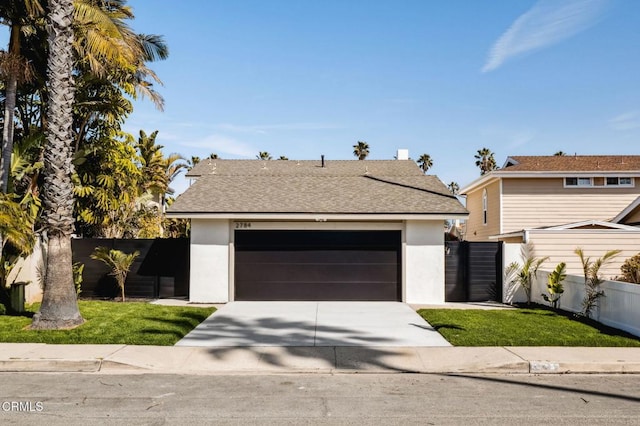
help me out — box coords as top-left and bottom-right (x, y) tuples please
(2, 373), (639, 424)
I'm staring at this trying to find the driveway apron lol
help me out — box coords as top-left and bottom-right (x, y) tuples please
(176, 302), (451, 347)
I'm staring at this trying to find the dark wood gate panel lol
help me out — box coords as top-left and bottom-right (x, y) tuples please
(235, 230), (401, 301)
(72, 238), (189, 299)
(445, 241), (503, 302)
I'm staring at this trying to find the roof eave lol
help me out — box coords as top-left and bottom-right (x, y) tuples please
(166, 212), (469, 221)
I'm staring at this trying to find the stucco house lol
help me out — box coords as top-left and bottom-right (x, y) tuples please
(167, 153), (468, 303)
(460, 155), (640, 277)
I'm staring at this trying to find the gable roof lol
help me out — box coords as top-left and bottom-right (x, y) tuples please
(169, 160), (468, 217)
(612, 196), (640, 224)
(461, 155), (640, 195)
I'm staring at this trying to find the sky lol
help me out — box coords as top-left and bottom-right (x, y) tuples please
(5, 0), (640, 195)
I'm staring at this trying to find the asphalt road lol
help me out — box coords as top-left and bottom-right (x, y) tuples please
(1, 373), (639, 425)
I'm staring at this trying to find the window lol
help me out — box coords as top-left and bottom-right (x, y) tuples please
(565, 177), (592, 187)
(606, 177), (633, 187)
(482, 189), (487, 225)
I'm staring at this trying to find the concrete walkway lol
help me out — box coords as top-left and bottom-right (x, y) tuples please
(2, 344), (640, 375)
(176, 302), (452, 347)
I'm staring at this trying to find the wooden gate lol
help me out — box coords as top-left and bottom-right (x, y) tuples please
(445, 241), (503, 302)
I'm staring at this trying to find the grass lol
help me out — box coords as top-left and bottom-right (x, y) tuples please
(418, 305), (640, 347)
(0, 301), (216, 346)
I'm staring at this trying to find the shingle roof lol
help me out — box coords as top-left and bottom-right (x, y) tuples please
(185, 159), (424, 177)
(170, 160), (467, 215)
(503, 155), (640, 172)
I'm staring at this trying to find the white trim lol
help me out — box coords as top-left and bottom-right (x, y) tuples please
(499, 179), (503, 235)
(563, 177), (593, 188)
(543, 220), (640, 231)
(231, 221), (404, 231)
(168, 213), (468, 220)
(228, 221), (235, 302)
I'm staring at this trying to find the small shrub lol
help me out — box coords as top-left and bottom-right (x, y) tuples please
(542, 262), (566, 309)
(73, 262), (84, 296)
(619, 253), (640, 284)
(505, 242), (548, 304)
(0, 303), (6, 315)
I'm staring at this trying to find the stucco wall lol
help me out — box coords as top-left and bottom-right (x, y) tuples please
(188, 219), (446, 303)
(190, 219), (230, 303)
(404, 220), (445, 304)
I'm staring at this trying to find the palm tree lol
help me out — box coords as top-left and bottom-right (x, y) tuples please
(353, 141), (369, 160)
(90, 246), (139, 302)
(416, 154), (433, 173)
(554, 151), (566, 156)
(31, 0), (84, 329)
(256, 151), (272, 160)
(136, 130), (165, 195)
(474, 147), (498, 175)
(447, 182), (459, 195)
(0, 0), (42, 193)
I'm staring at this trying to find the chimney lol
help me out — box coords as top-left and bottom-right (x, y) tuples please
(396, 149), (409, 160)
(321, 155), (325, 168)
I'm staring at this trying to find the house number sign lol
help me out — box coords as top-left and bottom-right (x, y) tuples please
(235, 222), (252, 229)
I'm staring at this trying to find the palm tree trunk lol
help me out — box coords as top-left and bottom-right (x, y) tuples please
(0, 25), (23, 193)
(30, 0), (83, 330)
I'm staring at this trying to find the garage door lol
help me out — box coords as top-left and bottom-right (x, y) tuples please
(234, 230), (401, 301)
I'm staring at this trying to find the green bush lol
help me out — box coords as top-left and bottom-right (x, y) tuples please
(0, 303), (6, 315)
(619, 253), (640, 284)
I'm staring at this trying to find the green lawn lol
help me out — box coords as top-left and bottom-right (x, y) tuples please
(418, 306), (640, 347)
(0, 301), (216, 346)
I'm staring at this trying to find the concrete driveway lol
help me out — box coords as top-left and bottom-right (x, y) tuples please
(176, 302), (451, 347)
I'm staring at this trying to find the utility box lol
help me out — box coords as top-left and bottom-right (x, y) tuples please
(10, 282), (26, 313)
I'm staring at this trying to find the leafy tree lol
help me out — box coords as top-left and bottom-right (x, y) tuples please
(416, 154), (433, 173)
(619, 253), (640, 284)
(0, 193), (36, 313)
(447, 182), (459, 195)
(542, 262), (566, 309)
(474, 147), (498, 175)
(505, 242), (548, 305)
(90, 246), (139, 302)
(256, 151), (272, 160)
(74, 132), (142, 238)
(31, 0), (84, 330)
(353, 141), (369, 160)
(575, 248), (620, 318)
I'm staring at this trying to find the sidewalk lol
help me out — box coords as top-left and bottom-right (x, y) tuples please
(2, 343), (640, 375)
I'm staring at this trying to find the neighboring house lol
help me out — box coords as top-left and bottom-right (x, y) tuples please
(167, 154), (468, 303)
(460, 155), (640, 277)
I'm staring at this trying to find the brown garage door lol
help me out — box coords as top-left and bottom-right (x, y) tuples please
(234, 230), (401, 301)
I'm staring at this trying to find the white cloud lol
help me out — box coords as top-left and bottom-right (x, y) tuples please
(609, 110), (640, 131)
(480, 126), (536, 150)
(179, 134), (257, 157)
(482, 0), (609, 72)
(212, 122), (342, 134)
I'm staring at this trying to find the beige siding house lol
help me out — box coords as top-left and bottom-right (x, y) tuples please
(460, 155), (640, 278)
